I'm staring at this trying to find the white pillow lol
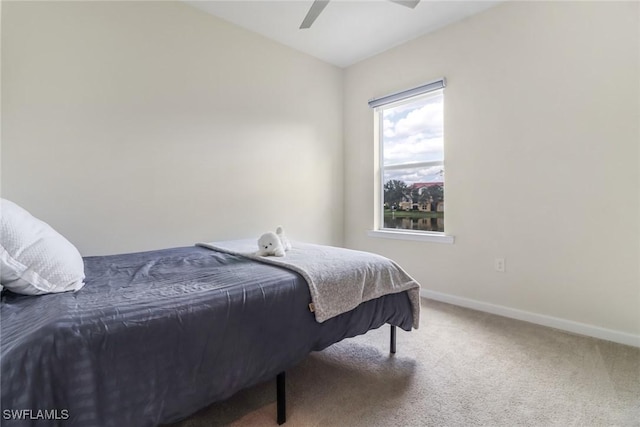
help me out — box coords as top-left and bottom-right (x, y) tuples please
(0, 199), (85, 295)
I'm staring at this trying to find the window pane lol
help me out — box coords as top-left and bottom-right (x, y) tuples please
(382, 167), (444, 233)
(382, 90), (443, 167)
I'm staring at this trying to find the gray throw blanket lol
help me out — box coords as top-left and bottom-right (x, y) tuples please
(196, 240), (420, 329)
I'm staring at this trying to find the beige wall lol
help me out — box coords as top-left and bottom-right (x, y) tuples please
(1, 1), (343, 255)
(344, 1), (640, 336)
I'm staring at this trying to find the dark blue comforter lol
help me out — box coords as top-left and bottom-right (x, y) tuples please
(1, 246), (413, 426)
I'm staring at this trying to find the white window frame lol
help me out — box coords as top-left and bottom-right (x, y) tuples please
(368, 78), (454, 244)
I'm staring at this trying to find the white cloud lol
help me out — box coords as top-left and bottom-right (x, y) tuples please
(393, 103), (443, 139)
(383, 118), (395, 138)
(384, 135), (443, 164)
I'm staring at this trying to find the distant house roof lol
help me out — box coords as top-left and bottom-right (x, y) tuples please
(411, 182), (443, 189)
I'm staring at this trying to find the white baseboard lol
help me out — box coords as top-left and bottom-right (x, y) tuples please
(420, 289), (640, 348)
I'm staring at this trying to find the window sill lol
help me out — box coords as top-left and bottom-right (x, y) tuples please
(367, 229), (455, 244)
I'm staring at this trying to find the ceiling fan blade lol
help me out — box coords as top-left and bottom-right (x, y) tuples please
(300, 0), (330, 29)
(388, 0), (420, 9)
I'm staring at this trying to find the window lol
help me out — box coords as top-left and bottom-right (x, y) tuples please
(369, 78), (451, 242)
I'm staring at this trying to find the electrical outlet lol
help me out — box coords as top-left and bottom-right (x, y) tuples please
(494, 258), (505, 272)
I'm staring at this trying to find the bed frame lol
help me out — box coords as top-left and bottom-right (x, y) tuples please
(274, 325), (397, 424)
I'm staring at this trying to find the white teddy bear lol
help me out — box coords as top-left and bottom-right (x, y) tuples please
(276, 226), (292, 252)
(256, 226), (292, 257)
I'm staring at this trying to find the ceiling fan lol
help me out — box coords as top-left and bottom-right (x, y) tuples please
(300, 0), (421, 29)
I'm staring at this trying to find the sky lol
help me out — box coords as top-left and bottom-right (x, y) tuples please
(382, 90), (444, 185)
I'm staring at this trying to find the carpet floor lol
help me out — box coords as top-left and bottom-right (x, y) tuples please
(170, 298), (640, 427)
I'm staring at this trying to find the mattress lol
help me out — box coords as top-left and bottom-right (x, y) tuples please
(1, 246), (414, 427)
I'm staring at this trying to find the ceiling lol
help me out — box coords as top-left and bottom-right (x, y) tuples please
(186, 1), (503, 68)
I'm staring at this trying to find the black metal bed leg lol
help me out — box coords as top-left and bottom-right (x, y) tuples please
(390, 324), (396, 354)
(276, 371), (286, 425)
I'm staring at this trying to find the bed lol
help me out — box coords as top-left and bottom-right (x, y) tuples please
(1, 241), (419, 427)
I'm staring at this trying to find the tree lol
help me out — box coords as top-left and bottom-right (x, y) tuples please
(410, 187), (422, 210)
(423, 184), (444, 211)
(383, 180), (409, 207)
